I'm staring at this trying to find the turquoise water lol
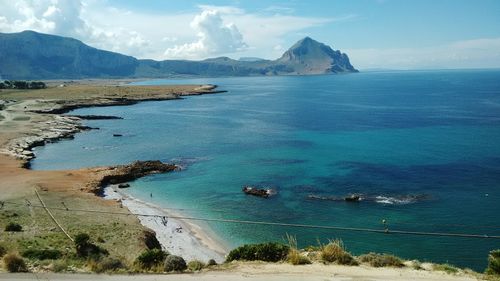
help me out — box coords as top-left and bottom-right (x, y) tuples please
(31, 70), (500, 270)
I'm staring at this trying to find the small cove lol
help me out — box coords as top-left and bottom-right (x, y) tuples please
(31, 70), (500, 270)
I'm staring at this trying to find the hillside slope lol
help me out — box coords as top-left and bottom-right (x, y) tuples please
(0, 31), (357, 79)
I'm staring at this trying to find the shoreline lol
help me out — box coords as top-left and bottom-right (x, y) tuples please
(0, 82), (230, 263)
(104, 185), (228, 263)
(0, 84), (226, 166)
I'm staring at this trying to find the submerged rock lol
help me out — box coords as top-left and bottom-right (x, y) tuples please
(117, 183), (130, 188)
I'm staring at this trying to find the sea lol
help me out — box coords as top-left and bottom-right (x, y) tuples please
(31, 70), (500, 271)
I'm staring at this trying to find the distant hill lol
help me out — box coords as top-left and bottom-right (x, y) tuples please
(0, 31), (357, 79)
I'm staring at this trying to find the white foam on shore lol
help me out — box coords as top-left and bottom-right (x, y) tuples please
(103, 185), (227, 263)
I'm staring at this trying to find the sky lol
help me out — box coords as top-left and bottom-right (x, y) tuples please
(1, 0), (499, 69)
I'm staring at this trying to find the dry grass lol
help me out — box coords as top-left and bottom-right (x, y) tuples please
(358, 253), (404, 268)
(319, 239), (358, 266)
(285, 234), (311, 265)
(0, 191), (149, 267)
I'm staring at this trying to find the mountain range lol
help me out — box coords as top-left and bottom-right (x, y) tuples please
(0, 31), (357, 79)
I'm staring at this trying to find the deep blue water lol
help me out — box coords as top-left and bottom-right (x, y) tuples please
(31, 70), (500, 270)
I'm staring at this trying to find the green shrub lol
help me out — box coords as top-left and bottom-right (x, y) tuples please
(207, 259), (217, 266)
(90, 257), (125, 273)
(0, 244), (7, 257)
(75, 233), (91, 245)
(486, 249), (500, 275)
(74, 233), (108, 258)
(3, 253), (28, 272)
(226, 243), (289, 262)
(5, 222), (22, 232)
(188, 260), (205, 271)
(320, 239), (357, 265)
(52, 260), (68, 272)
(164, 255), (187, 272)
(135, 249), (168, 269)
(22, 249), (62, 260)
(358, 253), (404, 268)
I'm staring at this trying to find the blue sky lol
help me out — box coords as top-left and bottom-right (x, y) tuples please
(1, 0), (500, 69)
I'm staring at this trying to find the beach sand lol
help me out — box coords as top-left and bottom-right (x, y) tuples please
(104, 185), (227, 263)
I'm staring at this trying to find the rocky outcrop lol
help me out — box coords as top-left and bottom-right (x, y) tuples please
(88, 160), (177, 194)
(3, 115), (96, 167)
(142, 230), (162, 250)
(1, 84), (223, 168)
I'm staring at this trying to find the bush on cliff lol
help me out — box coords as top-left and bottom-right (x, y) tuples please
(3, 253), (28, 272)
(226, 242), (289, 262)
(320, 239), (357, 266)
(358, 252), (403, 267)
(187, 260), (205, 271)
(90, 257), (125, 273)
(286, 234), (311, 265)
(135, 248), (168, 269)
(5, 222), (22, 232)
(22, 249), (62, 260)
(0, 244), (7, 257)
(486, 249), (500, 275)
(74, 233), (108, 258)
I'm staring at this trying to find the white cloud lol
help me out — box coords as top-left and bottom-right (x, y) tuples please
(0, 0), (87, 38)
(0, 1), (332, 60)
(164, 8), (247, 59)
(346, 38), (500, 70)
(0, 0), (151, 57)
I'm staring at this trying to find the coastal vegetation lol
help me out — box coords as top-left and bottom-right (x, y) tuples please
(3, 252), (28, 273)
(21, 249), (62, 260)
(0, 191), (497, 277)
(187, 260), (206, 271)
(89, 257), (125, 273)
(0, 80), (46, 90)
(358, 252), (404, 267)
(74, 233), (108, 258)
(4, 222), (22, 232)
(135, 249), (168, 270)
(319, 239), (358, 266)
(487, 250), (500, 275)
(226, 242), (289, 262)
(285, 235), (311, 265)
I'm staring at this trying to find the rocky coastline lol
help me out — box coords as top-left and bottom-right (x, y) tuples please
(87, 160), (178, 194)
(1, 84), (224, 168)
(4, 114), (96, 168)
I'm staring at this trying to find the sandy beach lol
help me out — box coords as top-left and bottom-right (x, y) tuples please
(104, 185), (227, 263)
